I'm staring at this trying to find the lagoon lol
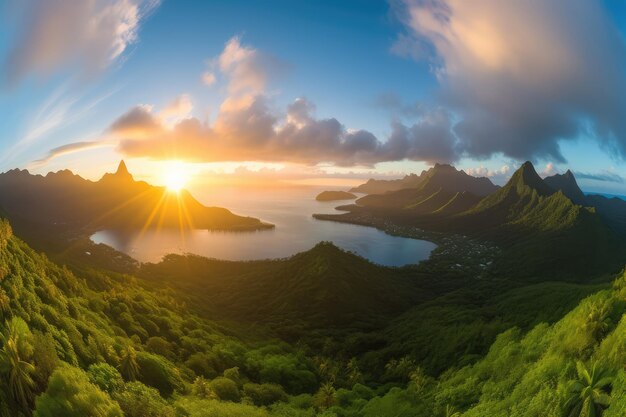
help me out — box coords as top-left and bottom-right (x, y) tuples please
(91, 186), (437, 266)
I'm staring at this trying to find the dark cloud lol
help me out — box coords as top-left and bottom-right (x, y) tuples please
(574, 171), (624, 184)
(115, 96), (460, 166)
(395, 0), (626, 162)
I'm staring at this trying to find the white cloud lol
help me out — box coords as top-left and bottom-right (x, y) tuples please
(159, 94), (193, 121)
(541, 162), (557, 177)
(3, 0), (159, 85)
(395, 0), (626, 162)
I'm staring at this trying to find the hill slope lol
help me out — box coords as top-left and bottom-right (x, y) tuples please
(356, 164), (497, 215)
(139, 242), (429, 326)
(316, 190), (356, 201)
(349, 173), (424, 194)
(544, 169), (587, 204)
(453, 162), (620, 278)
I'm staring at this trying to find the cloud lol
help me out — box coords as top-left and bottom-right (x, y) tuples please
(159, 94), (193, 120)
(202, 72), (216, 86)
(113, 95), (461, 166)
(541, 162), (557, 177)
(465, 164), (510, 184)
(394, 0), (626, 162)
(3, 0), (159, 86)
(109, 104), (161, 138)
(107, 37), (460, 166)
(32, 141), (110, 165)
(574, 171), (625, 184)
(465, 165), (510, 178)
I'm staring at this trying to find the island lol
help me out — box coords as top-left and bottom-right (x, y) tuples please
(315, 190), (357, 201)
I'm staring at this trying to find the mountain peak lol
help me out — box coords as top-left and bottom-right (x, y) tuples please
(116, 160), (130, 176)
(99, 160), (134, 183)
(509, 161), (553, 196)
(544, 170), (586, 204)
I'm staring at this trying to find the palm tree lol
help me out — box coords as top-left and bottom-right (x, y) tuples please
(346, 357), (363, 386)
(563, 361), (613, 417)
(0, 289), (10, 315)
(314, 382), (337, 410)
(443, 405), (461, 417)
(583, 303), (611, 343)
(0, 319), (35, 411)
(118, 345), (140, 381)
(410, 366), (429, 394)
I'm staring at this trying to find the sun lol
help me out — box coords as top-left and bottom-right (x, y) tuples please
(162, 162), (190, 193)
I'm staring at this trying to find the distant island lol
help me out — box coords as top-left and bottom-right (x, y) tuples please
(315, 190), (357, 201)
(0, 161), (273, 246)
(349, 173), (423, 194)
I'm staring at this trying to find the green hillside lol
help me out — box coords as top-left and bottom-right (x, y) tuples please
(356, 164), (496, 215)
(138, 242), (429, 327)
(452, 162), (621, 279)
(0, 210), (621, 416)
(342, 270), (626, 417)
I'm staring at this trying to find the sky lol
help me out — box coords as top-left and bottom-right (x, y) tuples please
(1, 0), (626, 193)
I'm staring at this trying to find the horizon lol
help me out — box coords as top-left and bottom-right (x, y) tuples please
(1, 1), (626, 195)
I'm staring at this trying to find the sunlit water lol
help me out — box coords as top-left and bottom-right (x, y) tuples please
(90, 186), (437, 266)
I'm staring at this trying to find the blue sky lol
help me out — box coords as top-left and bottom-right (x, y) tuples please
(1, 0), (626, 193)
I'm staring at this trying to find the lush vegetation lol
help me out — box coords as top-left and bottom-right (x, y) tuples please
(3, 160), (626, 415)
(0, 210), (621, 416)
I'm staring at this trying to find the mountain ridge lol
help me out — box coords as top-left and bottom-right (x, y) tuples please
(354, 164), (498, 215)
(0, 162), (272, 247)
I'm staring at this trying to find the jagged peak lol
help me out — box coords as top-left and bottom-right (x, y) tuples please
(508, 161), (553, 196)
(116, 160), (130, 176)
(98, 160), (134, 183)
(544, 169), (586, 204)
(432, 163), (456, 171)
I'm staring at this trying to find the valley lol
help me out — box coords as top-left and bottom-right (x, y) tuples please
(0, 159), (621, 416)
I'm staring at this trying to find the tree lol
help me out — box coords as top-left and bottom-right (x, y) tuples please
(114, 381), (175, 417)
(409, 366), (429, 395)
(88, 363), (124, 394)
(192, 376), (215, 399)
(444, 405), (462, 417)
(314, 382), (337, 410)
(0, 318), (36, 412)
(582, 302), (612, 343)
(563, 361), (613, 417)
(119, 345), (140, 381)
(243, 382), (287, 406)
(209, 376), (240, 402)
(0, 289), (10, 315)
(346, 358), (363, 386)
(34, 366), (122, 417)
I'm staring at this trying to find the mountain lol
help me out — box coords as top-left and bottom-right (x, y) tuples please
(355, 164), (498, 215)
(586, 194), (626, 235)
(139, 242), (429, 326)
(528, 168), (626, 235)
(0, 161), (271, 245)
(349, 173), (424, 194)
(455, 161), (621, 278)
(315, 190), (356, 201)
(544, 169), (587, 204)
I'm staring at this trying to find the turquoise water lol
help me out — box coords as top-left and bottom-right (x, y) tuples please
(91, 186), (436, 266)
